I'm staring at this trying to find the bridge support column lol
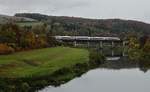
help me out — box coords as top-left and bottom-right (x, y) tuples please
(87, 41), (90, 47)
(123, 41), (125, 47)
(111, 50), (114, 56)
(100, 41), (103, 48)
(122, 48), (126, 57)
(123, 51), (125, 57)
(74, 41), (77, 47)
(111, 41), (114, 48)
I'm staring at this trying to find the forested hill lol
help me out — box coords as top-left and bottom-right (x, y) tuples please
(0, 14), (37, 24)
(15, 13), (150, 38)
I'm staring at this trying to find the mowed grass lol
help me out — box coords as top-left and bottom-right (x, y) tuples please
(0, 47), (89, 78)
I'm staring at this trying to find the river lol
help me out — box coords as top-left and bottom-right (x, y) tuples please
(39, 55), (150, 92)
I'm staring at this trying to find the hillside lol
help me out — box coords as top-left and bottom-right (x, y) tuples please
(0, 14), (37, 24)
(15, 13), (150, 38)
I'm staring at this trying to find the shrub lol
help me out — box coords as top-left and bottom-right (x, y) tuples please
(89, 50), (105, 64)
(140, 52), (150, 62)
(143, 38), (150, 52)
(0, 44), (14, 55)
(128, 48), (142, 61)
(21, 82), (30, 92)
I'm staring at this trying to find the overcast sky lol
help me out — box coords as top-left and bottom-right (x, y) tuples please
(0, 0), (150, 23)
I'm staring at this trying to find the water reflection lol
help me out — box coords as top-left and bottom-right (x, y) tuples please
(0, 48), (150, 92)
(39, 49), (150, 92)
(40, 69), (150, 92)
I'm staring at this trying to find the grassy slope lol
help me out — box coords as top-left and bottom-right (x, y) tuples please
(0, 47), (89, 78)
(16, 22), (43, 27)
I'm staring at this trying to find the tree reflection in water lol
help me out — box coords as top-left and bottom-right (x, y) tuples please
(0, 49), (150, 92)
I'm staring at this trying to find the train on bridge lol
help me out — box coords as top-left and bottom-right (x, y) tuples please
(54, 36), (125, 47)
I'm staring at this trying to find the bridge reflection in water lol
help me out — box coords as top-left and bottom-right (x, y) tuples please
(39, 48), (150, 92)
(100, 49), (150, 73)
(96, 48), (127, 61)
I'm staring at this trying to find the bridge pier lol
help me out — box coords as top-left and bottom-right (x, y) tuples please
(111, 41), (114, 48)
(123, 41), (126, 47)
(100, 41), (103, 48)
(74, 41), (77, 47)
(87, 41), (90, 47)
(111, 50), (114, 56)
(123, 51), (125, 57)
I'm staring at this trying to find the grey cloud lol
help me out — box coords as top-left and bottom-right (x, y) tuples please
(0, 0), (150, 23)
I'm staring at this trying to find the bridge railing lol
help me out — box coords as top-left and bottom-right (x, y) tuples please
(54, 36), (121, 41)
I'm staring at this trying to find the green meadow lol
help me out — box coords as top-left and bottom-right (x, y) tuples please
(0, 47), (89, 78)
(16, 21), (43, 27)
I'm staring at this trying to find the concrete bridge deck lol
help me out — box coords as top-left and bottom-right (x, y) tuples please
(54, 36), (124, 47)
(55, 36), (121, 42)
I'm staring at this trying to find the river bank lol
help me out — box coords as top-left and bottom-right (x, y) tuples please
(0, 47), (105, 92)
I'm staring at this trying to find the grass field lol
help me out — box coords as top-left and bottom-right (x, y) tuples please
(0, 47), (89, 78)
(16, 21), (43, 27)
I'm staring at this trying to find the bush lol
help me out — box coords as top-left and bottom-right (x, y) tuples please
(0, 44), (14, 55)
(128, 48), (142, 61)
(143, 39), (150, 52)
(89, 50), (105, 64)
(141, 52), (150, 62)
(21, 82), (30, 92)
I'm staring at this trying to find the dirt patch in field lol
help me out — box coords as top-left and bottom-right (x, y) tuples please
(0, 63), (19, 69)
(0, 62), (21, 76)
(22, 59), (42, 66)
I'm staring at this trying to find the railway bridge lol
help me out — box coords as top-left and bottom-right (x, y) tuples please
(54, 36), (125, 47)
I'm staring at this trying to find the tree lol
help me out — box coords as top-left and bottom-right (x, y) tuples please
(0, 24), (16, 44)
(140, 35), (149, 48)
(24, 31), (36, 48)
(0, 22), (58, 54)
(143, 38), (150, 52)
(128, 36), (140, 49)
(0, 44), (14, 54)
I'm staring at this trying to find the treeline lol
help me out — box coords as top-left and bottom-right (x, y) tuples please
(0, 23), (57, 54)
(127, 34), (150, 61)
(15, 13), (150, 39)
